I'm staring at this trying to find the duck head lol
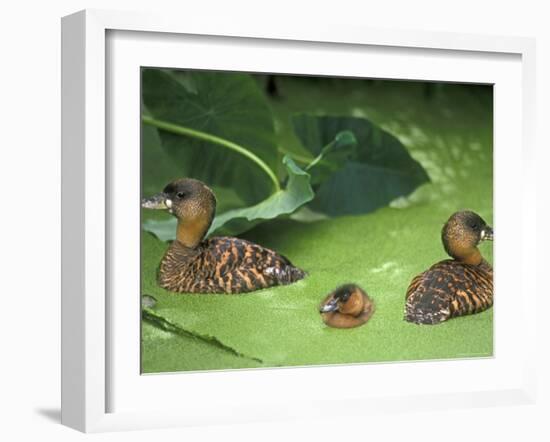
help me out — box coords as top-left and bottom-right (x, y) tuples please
(142, 178), (217, 248)
(320, 284), (374, 328)
(441, 210), (493, 265)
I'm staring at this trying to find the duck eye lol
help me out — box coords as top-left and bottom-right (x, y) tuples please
(176, 192), (186, 199)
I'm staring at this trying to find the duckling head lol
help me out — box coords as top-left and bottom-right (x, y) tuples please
(142, 178), (217, 248)
(441, 210), (493, 265)
(319, 284), (374, 329)
(320, 284), (366, 316)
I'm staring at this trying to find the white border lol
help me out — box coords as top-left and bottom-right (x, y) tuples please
(61, 9), (537, 433)
(109, 30), (523, 412)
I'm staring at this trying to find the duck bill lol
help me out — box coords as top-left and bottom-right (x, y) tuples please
(320, 299), (339, 313)
(141, 192), (170, 210)
(480, 226), (494, 241)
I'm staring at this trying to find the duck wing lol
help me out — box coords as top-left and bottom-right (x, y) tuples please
(404, 260), (493, 324)
(200, 236), (306, 293)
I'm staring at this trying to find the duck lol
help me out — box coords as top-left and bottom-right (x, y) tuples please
(319, 284), (374, 328)
(142, 178), (306, 294)
(404, 210), (493, 325)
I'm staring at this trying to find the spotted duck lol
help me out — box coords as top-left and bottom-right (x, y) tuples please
(404, 210), (493, 325)
(320, 284), (374, 329)
(142, 178), (306, 294)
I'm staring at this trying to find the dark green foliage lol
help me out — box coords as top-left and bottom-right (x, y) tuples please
(142, 69), (278, 205)
(141, 69), (430, 239)
(292, 114), (430, 216)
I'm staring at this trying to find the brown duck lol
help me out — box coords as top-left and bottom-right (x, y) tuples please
(142, 178), (306, 294)
(404, 210), (493, 325)
(320, 284), (374, 329)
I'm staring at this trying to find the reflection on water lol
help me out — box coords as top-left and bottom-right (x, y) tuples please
(369, 261), (403, 279)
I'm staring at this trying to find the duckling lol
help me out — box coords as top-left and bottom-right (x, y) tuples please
(319, 284), (374, 329)
(404, 210), (493, 325)
(142, 178), (306, 294)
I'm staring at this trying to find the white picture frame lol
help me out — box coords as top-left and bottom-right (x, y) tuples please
(61, 9), (538, 433)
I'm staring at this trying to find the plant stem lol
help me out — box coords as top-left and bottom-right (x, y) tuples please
(304, 139), (338, 171)
(276, 149), (313, 165)
(278, 146), (333, 171)
(142, 115), (281, 192)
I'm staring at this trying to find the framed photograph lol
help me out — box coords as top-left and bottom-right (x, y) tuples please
(61, 9), (537, 433)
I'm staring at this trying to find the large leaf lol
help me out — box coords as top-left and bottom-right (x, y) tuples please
(141, 117), (184, 198)
(142, 156), (314, 239)
(141, 320), (263, 373)
(208, 155), (314, 235)
(292, 115), (430, 216)
(142, 128), (355, 240)
(142, 69), (278, 205)
(303, 130), (357, 185)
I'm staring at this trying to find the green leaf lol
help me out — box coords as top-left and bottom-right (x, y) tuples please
(141, 128), (356, 240)
(142, 219), (176, 242)
(142, 155), (315, 239)
(304, 130), (357, 185)
(141, 120), (183, 198)
(209, 155), (314, 235)
(142, 69), (279, 205)
(141, 320), (263, 373)
(291, 114), (430, 216)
